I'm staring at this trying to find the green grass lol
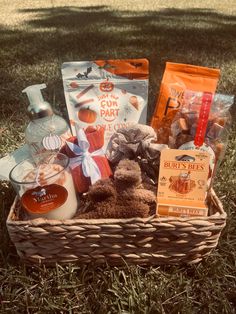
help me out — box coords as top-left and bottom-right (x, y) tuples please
(0, 1), (236, 313)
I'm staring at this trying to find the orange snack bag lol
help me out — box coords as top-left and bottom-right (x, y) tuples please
(151, 62), (220, 132)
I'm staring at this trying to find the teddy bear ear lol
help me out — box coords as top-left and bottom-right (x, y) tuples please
(88, 179), (117, 202)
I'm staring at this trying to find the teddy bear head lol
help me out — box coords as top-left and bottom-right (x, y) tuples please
(114, 159), (142, 189)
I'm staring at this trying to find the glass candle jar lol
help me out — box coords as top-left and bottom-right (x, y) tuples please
(9, 152), (78, 220)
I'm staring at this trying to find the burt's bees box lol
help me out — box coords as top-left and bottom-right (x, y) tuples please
(157, 149), (210, 217)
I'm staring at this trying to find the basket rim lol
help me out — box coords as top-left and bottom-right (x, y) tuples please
(7, 189), (227, 227)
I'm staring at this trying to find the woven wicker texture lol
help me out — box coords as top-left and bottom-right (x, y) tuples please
(7, 190), (226, 265)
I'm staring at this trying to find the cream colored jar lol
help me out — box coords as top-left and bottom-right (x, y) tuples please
(9, 153), (78, 220)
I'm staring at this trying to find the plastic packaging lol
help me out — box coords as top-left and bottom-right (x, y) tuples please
(61, 59), (149, 148)
(60, 125), (112, 193)
(23, 84), (71, 158)
(167, 90), (234, 185)
(151, 62), (220, 136)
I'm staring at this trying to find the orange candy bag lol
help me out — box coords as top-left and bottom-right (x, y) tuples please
(151, 62), (220, 135)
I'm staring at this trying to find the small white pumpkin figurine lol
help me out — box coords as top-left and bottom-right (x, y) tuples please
(42, 133), (62, 150)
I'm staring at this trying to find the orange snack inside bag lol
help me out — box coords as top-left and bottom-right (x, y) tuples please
(151, 62), (220, 135)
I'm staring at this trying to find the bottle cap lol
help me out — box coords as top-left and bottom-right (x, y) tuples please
(22, 84), (53, 119)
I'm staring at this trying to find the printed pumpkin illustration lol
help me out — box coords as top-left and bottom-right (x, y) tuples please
(99, 81), (114, 92)
(42, 134), (62, 150)
(78, 107), (97, 123)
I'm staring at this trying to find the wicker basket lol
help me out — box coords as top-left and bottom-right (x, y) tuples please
(6, 189), (226, 266)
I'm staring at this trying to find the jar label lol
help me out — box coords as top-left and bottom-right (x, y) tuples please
(21, 184), (68, 214)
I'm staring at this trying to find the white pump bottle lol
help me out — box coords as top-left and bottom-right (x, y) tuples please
(23, 84), (71, 158)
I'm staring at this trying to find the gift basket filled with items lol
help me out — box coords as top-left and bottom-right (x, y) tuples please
(5, 59), (234, 265)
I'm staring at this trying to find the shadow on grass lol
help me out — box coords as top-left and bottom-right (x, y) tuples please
(0, 5), (236, 120)
(0, 183), (20, 266)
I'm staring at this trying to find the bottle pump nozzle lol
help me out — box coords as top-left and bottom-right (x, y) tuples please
(22, 84), (53, 119)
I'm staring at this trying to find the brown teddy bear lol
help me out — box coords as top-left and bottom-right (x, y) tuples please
(76, 159), (156, 219)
